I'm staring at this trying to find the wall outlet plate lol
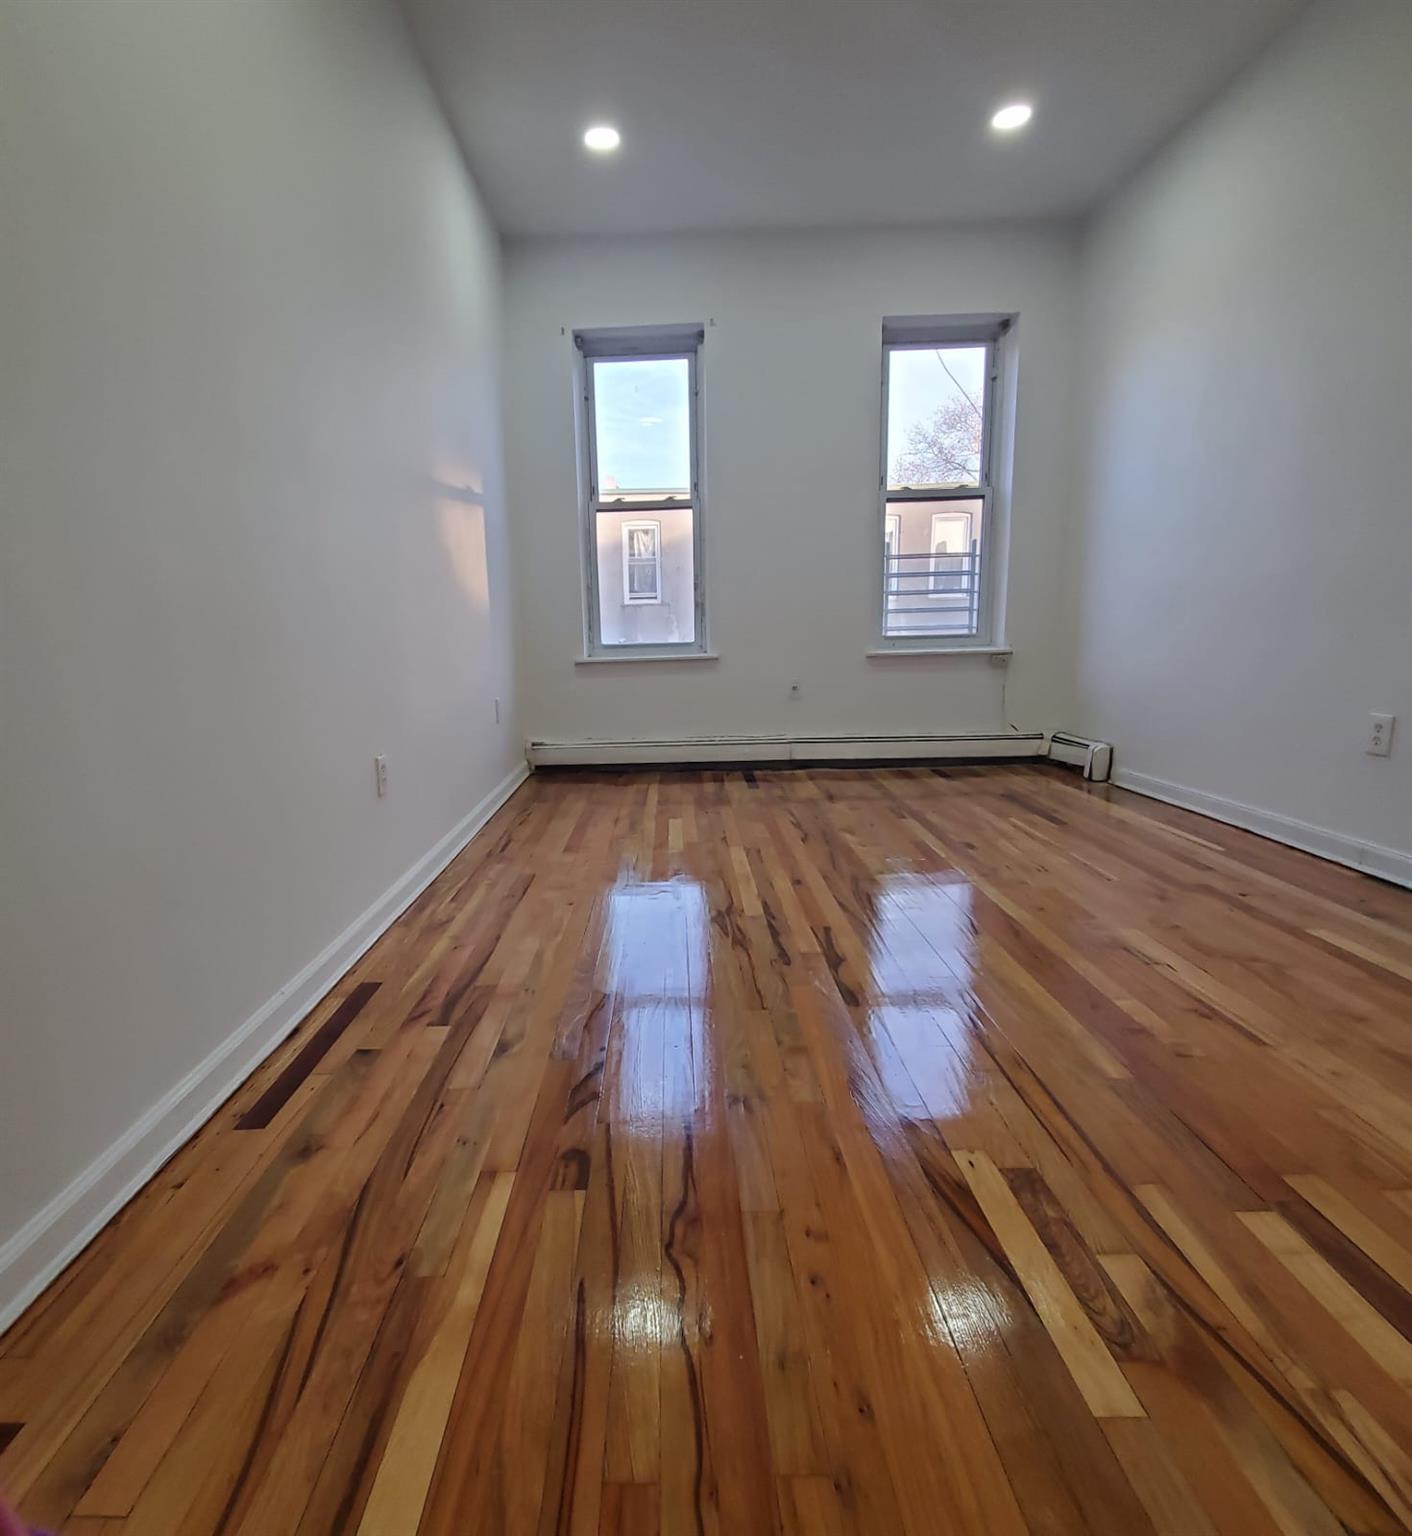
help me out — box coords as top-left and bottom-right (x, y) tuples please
(1367, 713), (1395, 757)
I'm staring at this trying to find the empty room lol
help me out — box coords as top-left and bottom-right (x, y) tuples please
(2, 0), (1411, 1531)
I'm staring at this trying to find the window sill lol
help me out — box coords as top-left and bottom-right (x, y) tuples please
(574, 651), (719, 666)
(866, 644), (1012, 658)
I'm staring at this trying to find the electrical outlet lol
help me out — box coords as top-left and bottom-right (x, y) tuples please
(374, 754), (389, 796)
(1367, 713), (1395, 757)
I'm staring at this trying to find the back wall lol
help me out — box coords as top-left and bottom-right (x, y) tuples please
(504, 225), (1082, 747)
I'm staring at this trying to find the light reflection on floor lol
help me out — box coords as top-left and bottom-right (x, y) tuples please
(600, 877), (711, 1357)
(604, 877), (710, 1128)
(859, 874), (1028, 1347)
(861, 874), (981, 1121)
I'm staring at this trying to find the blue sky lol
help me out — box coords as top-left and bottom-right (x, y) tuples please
(594, 358), (690, 492)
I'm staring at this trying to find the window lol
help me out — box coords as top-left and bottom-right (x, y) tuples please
(577, 326), (705, 653)
(929, 510), (973, 595)
(622, 521), (662, 603)
(879, 317), (1006, 645)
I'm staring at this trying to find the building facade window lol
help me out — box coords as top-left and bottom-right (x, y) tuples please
(622, 520), (662, 604)
(929, 510), (973, 595)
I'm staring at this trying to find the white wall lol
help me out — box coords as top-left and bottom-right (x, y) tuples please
(0, 0), (520, 1314)
(505, 226), (1081, 744)
(1075, 0), (1412, 878)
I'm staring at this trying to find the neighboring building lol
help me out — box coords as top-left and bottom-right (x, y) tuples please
(593, 504), (697, 646)
(883, 496), (984, 636)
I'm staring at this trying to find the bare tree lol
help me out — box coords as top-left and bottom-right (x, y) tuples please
(891, 352), (983, 486)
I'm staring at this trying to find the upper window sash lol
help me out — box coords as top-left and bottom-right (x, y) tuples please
(583, 347), (699, 515)
(882, 337), (998, 500)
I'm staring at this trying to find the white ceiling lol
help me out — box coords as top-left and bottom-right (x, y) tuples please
(399, 0), (1307, 238)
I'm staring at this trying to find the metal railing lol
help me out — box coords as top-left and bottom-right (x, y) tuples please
(883, 548), (981, 636)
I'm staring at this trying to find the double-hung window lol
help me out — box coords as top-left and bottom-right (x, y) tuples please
(879, 317), (1007, 646)
(577, 325), (705, 654)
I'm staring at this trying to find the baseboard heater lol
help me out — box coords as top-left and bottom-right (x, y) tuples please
(1047, 730), (1113, 782)
(527, 731), (1048, 768)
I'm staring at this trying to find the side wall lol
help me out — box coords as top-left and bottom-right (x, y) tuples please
(1074, 0), (1411, 880)
(504, 226), (1081, 745)
(0, 0), (521, 1320)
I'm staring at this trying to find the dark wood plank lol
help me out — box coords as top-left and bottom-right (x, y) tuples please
(235, 981), (381, 1130)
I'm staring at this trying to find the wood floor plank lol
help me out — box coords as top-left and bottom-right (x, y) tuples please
(1286, 1174), (1412, 1298)
(741, 1212), (827, 1476)
(3, 766), (1411, 1534)
(1101, 1418), (1220, 1536)
(355, 1172), (513, 1536)
(1238, 1209), (1412, 1386)
(956, 1149), (1147, 1420)
(236, 981), (381, 1129)
(500, 1190), (587, 1536)
(1101, 1251), (1355, 1536)
(598, 1483), (661, 1536)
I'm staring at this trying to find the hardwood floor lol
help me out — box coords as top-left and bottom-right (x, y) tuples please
(5, 764), (1412, 1534)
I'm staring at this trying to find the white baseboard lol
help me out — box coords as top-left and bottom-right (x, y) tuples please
(528, 731), (1046, 768)
(0, 760), (531, 1336)
(1113, 768), (1412, 890)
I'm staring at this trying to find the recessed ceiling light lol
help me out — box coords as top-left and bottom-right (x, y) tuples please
(991, 102), (1033, 132)
(583, 124), (621, 153)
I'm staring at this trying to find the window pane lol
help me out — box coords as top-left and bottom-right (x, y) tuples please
(886, 346), (985, 489)
(883, 497), (982, 636)
(593, 357), (690, 495)
(597, 506), (694, 645)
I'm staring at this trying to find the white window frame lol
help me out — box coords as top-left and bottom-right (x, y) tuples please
(576, 324), (707, 657)
(621, 519), (663, 604)
(877, 316), (1010, 650)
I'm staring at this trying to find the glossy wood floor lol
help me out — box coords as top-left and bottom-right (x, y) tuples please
(5, 766), (1412, 1535)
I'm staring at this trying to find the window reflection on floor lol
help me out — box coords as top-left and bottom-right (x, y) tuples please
(600, 876), (710, 1358)
(603, 876), (710, 1128)
(864, 874), (980, 1121)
